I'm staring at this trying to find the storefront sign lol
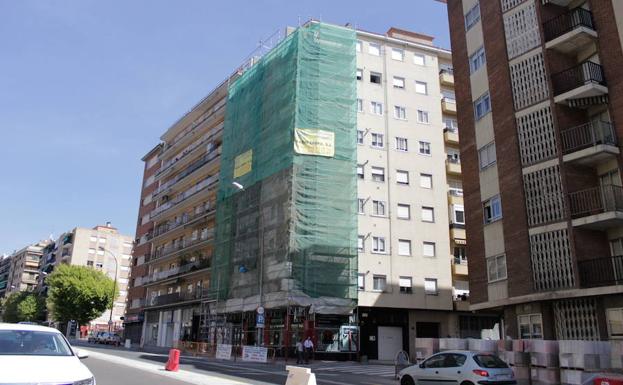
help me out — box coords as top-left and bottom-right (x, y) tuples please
(215, 344), (232, 360)
(242, 346), (268, 363)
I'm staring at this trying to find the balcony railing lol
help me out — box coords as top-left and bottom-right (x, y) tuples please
(561, 121), (617, 154)
(439, 68), (454, 76)
(543, 7), (595, 42)
(569, 185), (623, 218)
(154, 147), (221, 196)
(144, 259), (210, 285)
(551, 61), (606, 96)
(447, 157), (461, 165)
(147, 290), (203, 307)
(150, 175), (218, 219)
(150, 205), (216, 241)
(148, 231), (215, 263)
(578, 255), (623, 288)
(449, 188), (464, 197)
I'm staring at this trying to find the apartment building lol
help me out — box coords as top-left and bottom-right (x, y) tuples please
(5, 241), (48, 296)
(446, 0), (623, 339)
(129, 21), (492, 359)
(124, 144), (162, 343)
(0, 255), (11, 298)
(42, 224), (134, 331)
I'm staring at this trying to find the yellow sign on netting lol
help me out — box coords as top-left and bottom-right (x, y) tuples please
(293, 128), (335, 157)
(234, 149), (253, 178)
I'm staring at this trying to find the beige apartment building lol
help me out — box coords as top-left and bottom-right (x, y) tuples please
(4, 241), (48, 297)
(128, 21), (490, 360)
(446, 0), (623, 339)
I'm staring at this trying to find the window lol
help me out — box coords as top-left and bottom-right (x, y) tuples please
(368, 42), (381, 56)
(415, 81), (428, 94)
(371, 101), (383, 115)
(356, 40), (362, 52)
(417, 110), (429, 123)
(606, 308), (623, 338)
(394, 106), (406, 120)
(413, 53), (425, 66)
(465, 2), (481, 31)
(396, 170), (409, 185)
(358, 235), (365, 252)
(373, 275), (387, 291)
(370, 72), (382, 85)
(357, 98), (363, 112)
(89, 236), (97, 242)
(399, 276), (413, 293)
(470, 46), (486, 74)
(449, 179), (463, 196)
(372, 237), (386, 253)
(454, 247), (467, 264)
(357, 164), (364, 179)
(86, 260), (94, 267)
(397, 204), (411, 219)
(423, 242), (436, 257)
(447, 151), (460, 165)
(420, 173), (433, 189)
(518, 314), (543, 339)
(393, 76), (405, 89)
(453, 205), (465, 224)
(487, 254), (507, 282)
(88, 248), (95, 254)
(419, 141), (431, 155)
(444, 117), (458, 132)
(422, 206), (435, 222)
(425, 278), (438, 294)
(99, 238), (106, 243)
(371, 133), (384, 148)
(391, 48), (404, 61)
(356, 68), (363, 81)
(357, 130), (364, 145)
(484, 196), (502, 224)
(358, 274), (365, 291)
(398, 240), (412, 256)
(479, 142), (497, 169)
(357, 198), (365, 214)
(371, 167), (385, 182)
(97, 249), (105, 256)
(372, 200), (386, 216)
(95, 262), (104, 269)
(396, 137), (408, 152)
(474, 92), (491, 120)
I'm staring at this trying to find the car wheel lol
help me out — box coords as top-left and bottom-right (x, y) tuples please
(401, 375), (416, 385)
(461, 381), (475, 385)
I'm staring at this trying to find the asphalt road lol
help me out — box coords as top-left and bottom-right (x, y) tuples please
(84, 356), (195, 385)
(77, 343), (399, 385)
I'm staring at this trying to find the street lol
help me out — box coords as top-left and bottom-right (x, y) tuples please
(79, 344), (399, 385)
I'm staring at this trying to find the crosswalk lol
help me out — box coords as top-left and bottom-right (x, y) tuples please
(314, 363), (397, 378)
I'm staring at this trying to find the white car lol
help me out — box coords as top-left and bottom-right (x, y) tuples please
(398, 350), (516, 385)
(0, 323), (95, 385)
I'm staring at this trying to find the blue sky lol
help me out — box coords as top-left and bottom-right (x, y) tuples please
(0, 0), (450, 255)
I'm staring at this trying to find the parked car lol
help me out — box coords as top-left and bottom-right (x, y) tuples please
(0, 323), (94, 385)
(88, 331), (104, 343)
(94, 332), (121, 345)
(398, 351), (516, 385)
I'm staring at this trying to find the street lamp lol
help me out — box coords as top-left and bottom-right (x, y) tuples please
(98, 247), (119, 332)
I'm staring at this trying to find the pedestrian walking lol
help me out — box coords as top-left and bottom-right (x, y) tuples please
(303, 336), (314, 364)
(295, 338), (304, 364)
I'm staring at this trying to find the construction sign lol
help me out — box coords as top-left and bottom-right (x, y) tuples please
(294, 128), (335, 157)
(234, 149), (253, 178)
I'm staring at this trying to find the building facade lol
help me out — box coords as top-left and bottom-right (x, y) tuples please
(0, 255), (12, 298)
(5, 241), (47, 297)
(128, 21), (489, 358)
(447, 0), (623, 339)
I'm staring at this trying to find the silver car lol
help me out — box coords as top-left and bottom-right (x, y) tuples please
(398, 350), (516, 385)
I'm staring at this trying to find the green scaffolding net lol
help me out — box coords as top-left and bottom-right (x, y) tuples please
(211, 22), (357, 314)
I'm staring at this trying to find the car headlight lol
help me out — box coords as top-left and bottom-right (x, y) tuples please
(74, 377), (95, 385)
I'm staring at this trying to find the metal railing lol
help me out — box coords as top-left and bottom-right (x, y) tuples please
(150, 205), (216, 241)
(154, 147), (221, 196)
(148, 231), (215, 263)
(568, 185), (623, 218)
(144, 259), (210, 284)
(551, 61), (606, 96)
(543, 7), (595, 42)
(150, 175), (218, 219)
(578, 255), (623, 288)
(560, 121), (617, 154)
(147, 290), (203, 307)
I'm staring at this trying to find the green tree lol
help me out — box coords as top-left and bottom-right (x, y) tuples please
(1, 292), (45, 323)
(46, 264), (118, 326)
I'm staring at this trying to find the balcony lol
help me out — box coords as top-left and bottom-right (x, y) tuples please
(561, 121), (619, 166)
(448, 189), (463, 205)
(441, 98), (457, 114)
(148, 231), (215, 264)
(446, 158), (461, 175)
(149, 205), (216, 242)
(542, 0), (575, 7)
(578, 255), (623, 288)
(544, 8), (597, 54)
(569, 185), (623, 229)
(439, 69), (454, 86)
(443, 127), (459, 145)
(144, 259), (210, 286)
(150, 175), (219, 221)
(452, 261), (468, 276)
(153, 147), (221, 198)
(552, 61), (608, 107)
(146, 290), (203, 308)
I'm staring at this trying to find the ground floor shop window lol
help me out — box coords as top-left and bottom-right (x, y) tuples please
(607, 308), (623, 338)
(518, 313), (543, 339)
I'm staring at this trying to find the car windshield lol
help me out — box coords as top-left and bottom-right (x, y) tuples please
(0, 330), (73, 356)
(474, 354), (509, 368)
